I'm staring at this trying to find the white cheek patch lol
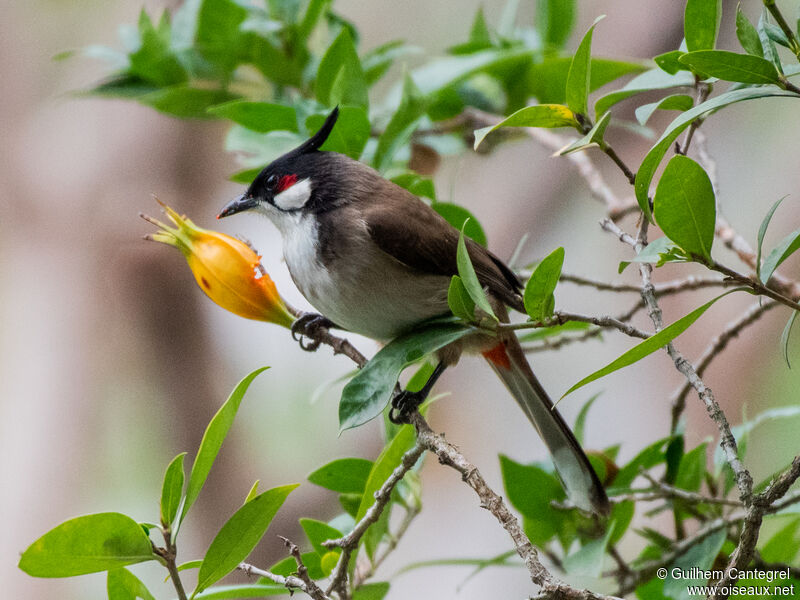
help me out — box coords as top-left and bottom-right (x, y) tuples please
(273, 178), (313, 211)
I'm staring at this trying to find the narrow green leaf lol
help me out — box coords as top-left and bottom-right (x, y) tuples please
(374, 73), (427, 171)
(140, 86), (237, 119)
(339, 320), (473, 430)
(684, 0), (722, 51)
(316, 28), (368, 109)
(654, 50), (687, 75)
(432, 203), (487, 246)
(469, 7), (491, 46)
(181, 367), (269, 525)
(594, 68), (695, 119)
(563, 525), (614, 576)
(448, 276), (476, 322)
(557, 111), (611, 155)
(523, 247), (564, 321)
(500, 455), (564, 545)
(679, 50), (781, 84)
(530, 57), (647, 106)
(207, 102), (298, 133)
(635, 94), (695, 126)
(635, 88), (798, 215)
(736, 4), (764, 57)
(160, 452), (186, 528)
(391, 173), (436, 200)
(356, 426), (417, 521)
(675, 443), (707, 491)
(535, 0), (576, 49)
(195, 484), (298, 593)
(473, 104), (577, 149)
(308, 457), (373, 494)
(563, 291), (741, 398)
(759, 10), (785, 75)
(663, 530), (726, 598)
(565, 16), (604, 117)
(129, 11), (187, 87)
(353, 582), (390, 600)
(611, 436), (673, 489)
(177, 559), (203, 573)
(653, 155), (716, 261)
(244, 480), (259, 504)
(299, 518), (343, 556)
(457, 227), (496, 319)
(573, 393), (600, 446)
(297, 0), (329, 41)
(618, 236), (688, 274)
(760, 229), (800, 284)
(362, 41), (417, 86)
(757, 196), (788, 280)
(192, 584), (288, 599)
(306, 106), (370, 159)
(765, 21), (790, 48)
(19, 513), (155, 577)
(781, 311), (799, 368)
(761, 517), (800, 563)
(107, 567), (156, 600)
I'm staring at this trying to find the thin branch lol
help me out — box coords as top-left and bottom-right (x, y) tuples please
(239, 562), (331, 600)
(670, 300), (778, 430)
(710, 261), (800, 312)
(323, 443), (425, 597)
(280, 536), (331, 600)
(498, 311), (650, 340)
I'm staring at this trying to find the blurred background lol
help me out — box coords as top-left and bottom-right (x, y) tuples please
(3, 1), (799, 598)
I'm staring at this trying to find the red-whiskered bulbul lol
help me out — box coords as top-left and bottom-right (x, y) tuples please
(218, 108), (610, 515)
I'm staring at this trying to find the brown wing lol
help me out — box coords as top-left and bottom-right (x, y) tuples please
(363, 181), (524, 312)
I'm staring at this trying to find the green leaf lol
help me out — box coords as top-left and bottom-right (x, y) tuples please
(635, 88), (798, 215)
(140, 86), (237, 119)
(535, 0), (575, 49)
(573, 393), (600, 446)
(207, 102), (298, 133)
(565, 16), (604, 117)
(362, 41), (418, 86)
(563, 291), (740, 398)
(299, 518), (343, 556)
(19, 513), (155, 577)
(391, 173), (436, 200)
(530, 57), (647, 106)
(523, 246), (564, 321)
(557, 111), (610, 155)
(759, 10), (785, 75)
(654, 50), (688, 75)
(306, 106), (370, 159)
(469, 7), (491, 46)
(160, 452), (186, 527)
(129, 10), (187, 87)
(653, 155), (716, 261)
(679, 50), (781, 84)
(244, 480), (259, 504)
(781, 310), (799, 368)
(339, 320), (473, 430)
(457, 227), (496, 319)
(684, 0), (722, 51)
(353, 582), (390, 600)
(663, 530), (726, 599)
(374, 73), (427, 171)
(195, 484), (298, 593)
(308, 458), (374, 494)
(563, 525), (614, 576)
(609, 500), (635, 546)
(760, 229), (800, 284)
(473, 104), (577, 149)
(618, 237), (688, 274)
(338, 493), (361, 517)
(448, 276), (476, 322)
(761, 517), (800, 563)
(736, 4), (764, 57)
(594, 68), (695, 118)
(177, 559), (203, 573)
(675, 443), (707, 491)
(192, 584), (288, 599)
(635, 94), (694, 126)
(107, 567), (156, 600)
(268, 552), (324, 579)
(500, 455), (564, 546)
(316, 28), (368, 109)
(432, 203), (487, 246)
(517, 320), (592, 342)
(181, 367), (269, 525)
(611, 437), (673, 489)
(757, 196), (788, 281)
(356, 426), (417, 521)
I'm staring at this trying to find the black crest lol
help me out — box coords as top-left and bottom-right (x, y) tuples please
(286, 106), (339, 158)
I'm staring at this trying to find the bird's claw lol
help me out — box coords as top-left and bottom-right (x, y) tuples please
(291, 312), (334, 352)
(389, 389), (425, 424)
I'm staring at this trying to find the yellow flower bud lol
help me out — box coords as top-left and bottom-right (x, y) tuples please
(142, 199), (295, 328)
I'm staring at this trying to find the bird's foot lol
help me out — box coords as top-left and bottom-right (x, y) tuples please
(291, 312), (335, 352)
(389, 389), (426, 424)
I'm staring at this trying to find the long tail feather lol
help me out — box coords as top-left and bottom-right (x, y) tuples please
(483, 338), (610, 515)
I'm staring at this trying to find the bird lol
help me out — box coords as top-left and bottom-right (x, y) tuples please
(218, 107), (610, 515)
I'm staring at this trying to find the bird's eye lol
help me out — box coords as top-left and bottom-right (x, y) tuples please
(266, 174), (278, 188)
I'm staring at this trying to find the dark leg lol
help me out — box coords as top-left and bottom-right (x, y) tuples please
(290, 312), (338, 352)
(389, 362), (447, 424)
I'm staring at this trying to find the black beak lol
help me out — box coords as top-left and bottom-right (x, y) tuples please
(217, 194), (258, 219)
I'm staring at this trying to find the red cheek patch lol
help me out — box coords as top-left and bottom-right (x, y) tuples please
(276, 174), (298, 192)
